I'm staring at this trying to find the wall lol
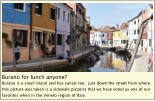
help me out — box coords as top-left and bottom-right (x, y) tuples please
(53, 3), (72, 54)
(32, 3), (56, 31)
(2, 23), (30, 63)
(2, 3), (30, 25)
(2, 3), (30, 63)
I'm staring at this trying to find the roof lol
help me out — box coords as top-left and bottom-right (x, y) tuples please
(63, 3), (73, 10)
(90, 26), (119, 33)
(128, 11), (143, 22)
(120, 23), (128, 30)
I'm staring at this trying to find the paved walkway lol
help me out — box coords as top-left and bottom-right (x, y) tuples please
(2, 48), (95, 68)
(130, 51), (151, 72)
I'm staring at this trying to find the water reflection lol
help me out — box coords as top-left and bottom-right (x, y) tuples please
(48, 50), (127, 72)
(87, 51), (127, 72)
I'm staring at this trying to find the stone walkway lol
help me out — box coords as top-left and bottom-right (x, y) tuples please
(2, 47), (95, 69)
(130, 51), (152, 72)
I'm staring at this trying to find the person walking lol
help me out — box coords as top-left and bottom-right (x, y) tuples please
(14, 42), (21, 64)
(147, 48), (153, 72)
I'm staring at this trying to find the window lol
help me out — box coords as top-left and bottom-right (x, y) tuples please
(14, 29), (27, 47)
(57, 34), (62, 45)
(35, 3), (42, 15)
(134, 21), (136, 25)
(63, 11), (65, 21)
(141, 40), (143, 47)
(102, 34), (104, 37)
(34, 31), (42, 46)
(57, 8), (60, 19)
(79, 9), (81, 14)
(149, 39), (152, 46)
(137, 29), (140, 34)
(123, 40), (126, 44)
(68, 13), (70, 22)
(134, 39), (136, 44)
(134, 30), (136, 35)
(50, 8), (55, 20)
(14, 3), (24, 11)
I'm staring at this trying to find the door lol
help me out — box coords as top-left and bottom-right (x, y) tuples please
(62, 35), (65, 53)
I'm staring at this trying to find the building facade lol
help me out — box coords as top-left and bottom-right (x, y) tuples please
(93, 30), (108, 47)
(30, 3), (56, 59)
(53, 3), (72, 55)
(128, 12), (142, 50)
(2, 3), (31, 63)
(120, 23), (128, 48)
(147, 4), (153, 53)
(70, 11), (77, 52)
(67, 3), (85, 51)
(113, 30), (121, 47)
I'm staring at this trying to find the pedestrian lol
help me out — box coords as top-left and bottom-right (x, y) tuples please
(64, 50), (72, 63)
(146, 48), (153, 72)
(14, 42), (21, 64)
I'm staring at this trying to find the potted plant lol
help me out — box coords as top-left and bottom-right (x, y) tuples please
(2, 33), (12, 48)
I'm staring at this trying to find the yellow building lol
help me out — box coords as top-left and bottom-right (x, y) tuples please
(113, 30), (122, 47)
(30, 3), (56, 59)
(112, 53), (127, 71)
(82, 8), (88, 49)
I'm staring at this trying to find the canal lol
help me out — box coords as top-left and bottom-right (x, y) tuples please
(47, 50), (128, 72)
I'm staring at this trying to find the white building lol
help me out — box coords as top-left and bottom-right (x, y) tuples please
(120, 23), (128, 48)
(53, 3), (72, 55)
(93, 31), (107, 47)
(90, 31), (95, 46)
(128, 11), (142, 50)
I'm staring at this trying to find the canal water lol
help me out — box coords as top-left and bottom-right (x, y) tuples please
(49, 50), (128, 72)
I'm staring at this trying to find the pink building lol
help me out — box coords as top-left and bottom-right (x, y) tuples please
(141, 9), (149, 52)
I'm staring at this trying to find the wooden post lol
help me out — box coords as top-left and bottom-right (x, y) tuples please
(127, 15), (153, 72)
(36, 35), (44, 72)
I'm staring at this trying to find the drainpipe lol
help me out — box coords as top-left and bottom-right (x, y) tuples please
(55, 6), (57, 55)
(29, 4), (33, 60)
(12, 29), (16, 72)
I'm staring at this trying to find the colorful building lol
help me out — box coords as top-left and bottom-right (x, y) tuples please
(147, 4), (153, 53)
(30, 3), (56, 59)
(90, 26), (97, 46)
(82, 8), (89, 50)
(141, 9), (149, 53)
(52, 3), (72, 55)
(67, 3), (85, 51)
(2, 3), (31, 63)
(70, 10), (77, 52)
(107, 27), (117, 47)
(113, 30), (121, 47)
(120, 23), (128, 48)
(128, 11), (142, 50)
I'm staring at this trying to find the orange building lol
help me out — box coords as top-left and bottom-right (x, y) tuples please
(30, 3), (56, 59)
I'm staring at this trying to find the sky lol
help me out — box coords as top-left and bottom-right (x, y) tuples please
(83, 3), (149, 28)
